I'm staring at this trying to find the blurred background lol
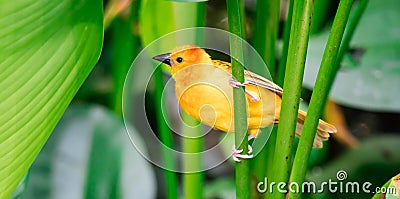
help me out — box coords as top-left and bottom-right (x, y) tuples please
(13, 0), (400, 198)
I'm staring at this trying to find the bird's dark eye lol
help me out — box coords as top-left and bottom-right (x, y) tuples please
(176, 57), (183, 63)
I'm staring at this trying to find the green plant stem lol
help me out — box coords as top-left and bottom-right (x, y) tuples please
(239, 0), (246, 39)
(195, 1), (207, 29)
(335, 0), (369, 71)
(268, 0), (314, 198)
(110, 13), (138, 117)
(154, 66), (178, 199)
(310, 0), (332, 34)
(288, 1), (354, 198)
(263, 127), (277, 198)
(182, 2), (206, 199)
(251, 0), (280, 195)
(226, 0), (250, 198)
(182, 112), (203, 199)
(84, 125), (122, 199)
(277, 0), (294, 87)
(251, 129), (272, 181)
(253, 0), (280, 75)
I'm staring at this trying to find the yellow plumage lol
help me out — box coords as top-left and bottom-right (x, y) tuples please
(153, 45), (336, 148)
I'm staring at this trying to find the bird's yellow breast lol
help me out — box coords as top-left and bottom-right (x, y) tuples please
(173, 63), (280, 134)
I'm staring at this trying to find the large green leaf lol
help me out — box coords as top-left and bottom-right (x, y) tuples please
(303, 0), (400, 112)
(0, 0), (103, 197)
(21, 105), (156, 199)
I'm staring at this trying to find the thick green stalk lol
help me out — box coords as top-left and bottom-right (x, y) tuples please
(263, 127), (277, 199)
(309, 0), (332, 34)
(266, 2), (293, 186)
(182, 2), (206, 199)
(251, 0), (280, 193)
(253, 0), (280, 75)
(109, 0), (140, 116)
(277, 0), (294, 87)
(154, 66), (178, 199)
(268, 0), (314, 198)
(288, 1), (354, 198)
(226, 0), (250, 198)
(84, 125), (122, 199)
(239, 0), (246, 39)
(182, 112), (203, 199)
(110, 14), (138, 117)
(335, 0), (369, 71)
(195, 1), (207, 29)
(251, 128), (273, 180)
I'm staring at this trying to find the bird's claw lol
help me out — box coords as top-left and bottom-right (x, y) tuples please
(247, 145), (253, 154)
(248, 135), (255, 141)
(229, 77), (260, 102)
(232, 145), (253, 162)
(245, 91), (260, 102)
(229, 77), (247, 88)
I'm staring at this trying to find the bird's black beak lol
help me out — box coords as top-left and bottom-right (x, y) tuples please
(153, 53), (173, 66)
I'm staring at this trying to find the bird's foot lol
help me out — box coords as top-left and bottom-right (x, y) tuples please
(245, 91), (260, 102)
(248, 134), (255, 141)
(228, 77), (260, 102)
(229, 77), (248, 88)
(232, 145), (253, 162)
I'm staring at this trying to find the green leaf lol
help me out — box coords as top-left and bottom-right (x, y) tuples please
(10, 172), (29, 199)
(21, 105), (156, 199)
(303, 0), (400, 112)
(0, 0), (103, 197)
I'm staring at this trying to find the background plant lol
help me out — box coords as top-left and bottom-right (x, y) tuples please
(1, 0), (399, 199)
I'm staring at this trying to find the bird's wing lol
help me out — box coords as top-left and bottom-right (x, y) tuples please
(212, 60), (283, 96)
(244, 70), (283, 96)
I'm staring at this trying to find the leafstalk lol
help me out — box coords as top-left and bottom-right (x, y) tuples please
(226, 0), (250, 198)
(289, 1), (354, 198)
(268, 0), (314, 198)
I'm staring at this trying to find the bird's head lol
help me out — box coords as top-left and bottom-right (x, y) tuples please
(153, 44), (212, 75)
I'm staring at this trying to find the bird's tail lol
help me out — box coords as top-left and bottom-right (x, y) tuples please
(295, 110), (336, 148)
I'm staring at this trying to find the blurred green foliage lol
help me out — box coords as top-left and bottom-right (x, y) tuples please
(21, 105), (156, 199)
(2, 0), (400, 198)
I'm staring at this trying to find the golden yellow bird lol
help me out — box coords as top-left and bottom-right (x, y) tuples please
(153, 45), (336, 161)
